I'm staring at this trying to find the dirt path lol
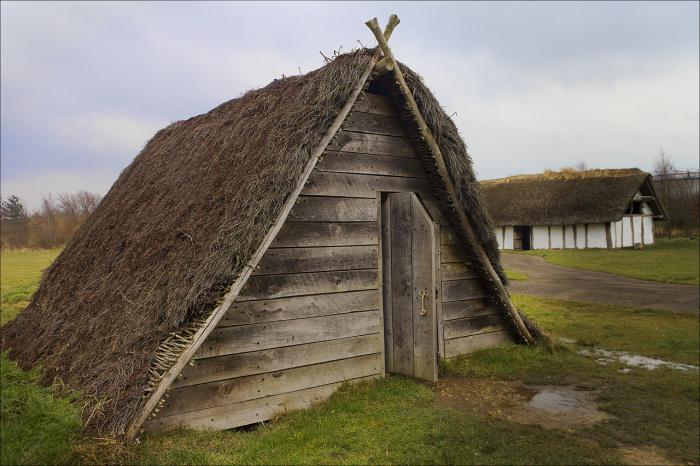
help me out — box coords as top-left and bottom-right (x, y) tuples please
(503, 254), (699, 313)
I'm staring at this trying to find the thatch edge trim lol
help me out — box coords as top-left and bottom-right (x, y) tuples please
(123, 51), (383, 440)
(366, 20), (533, 344)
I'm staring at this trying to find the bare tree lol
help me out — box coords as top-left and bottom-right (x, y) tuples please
(652, 149), (699, 238)
(573, 160), (588, 171)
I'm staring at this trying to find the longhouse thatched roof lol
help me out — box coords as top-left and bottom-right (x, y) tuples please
(1, 48), (504, 435)
(480, 168), (665, 226)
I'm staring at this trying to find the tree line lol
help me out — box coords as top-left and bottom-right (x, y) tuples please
(1, 191), (102, 249)
(652, 150), (699, 238)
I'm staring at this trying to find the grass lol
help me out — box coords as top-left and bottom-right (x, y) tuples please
(1, 249), (698, 464)
(0, 248), (61, 325)
(1, 353), (81, 465)
(506, 238), (699, 285)
(505, 269), (528, 281)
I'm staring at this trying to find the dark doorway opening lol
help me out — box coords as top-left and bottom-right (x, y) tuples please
(513, 226), (532, 250)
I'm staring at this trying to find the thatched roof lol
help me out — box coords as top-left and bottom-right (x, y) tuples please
(480, 168), (666, 226)
(1, 49), (504, 435)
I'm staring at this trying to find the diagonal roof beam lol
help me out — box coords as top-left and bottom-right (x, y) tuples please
(366, 15), (534, 344)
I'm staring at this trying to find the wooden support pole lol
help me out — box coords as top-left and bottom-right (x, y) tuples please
(365, 16), (534, 344)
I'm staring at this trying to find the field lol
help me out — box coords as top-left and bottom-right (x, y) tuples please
(1, 249), (698, 464)
(508, 238), (699, 285)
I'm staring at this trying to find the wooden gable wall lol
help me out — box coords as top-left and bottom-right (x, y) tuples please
(143, 92), (513, 433)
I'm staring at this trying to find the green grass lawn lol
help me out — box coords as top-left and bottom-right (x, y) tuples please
(1, 249), (698, 464)
(1, 248), (61, 325)
(505, 269), (528, 281)
(506, 238), (699, 285)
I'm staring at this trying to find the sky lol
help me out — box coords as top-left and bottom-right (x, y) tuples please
(1, 1), (698, 209)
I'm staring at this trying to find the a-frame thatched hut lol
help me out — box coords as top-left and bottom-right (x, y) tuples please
(1, 17), (535, 438)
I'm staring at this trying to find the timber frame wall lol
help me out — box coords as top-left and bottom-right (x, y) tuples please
(143, 92), (514, 433)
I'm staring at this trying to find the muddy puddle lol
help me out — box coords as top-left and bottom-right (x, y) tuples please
(436, 378), (609, 431)
(558, 337), (699, 372)
(578, 348), (699, 372)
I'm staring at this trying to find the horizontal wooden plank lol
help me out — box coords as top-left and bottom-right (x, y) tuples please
(145, 375), (380, 432)
(440, 228), (460, 245)
(159, 353), (383, 417)
(441, 243), (471, 263)
(177, 334), (383, 388)
(221, 290), (380, 326)
(442, 278), (489, 302)
(352, 92), (395, 116)
(317, 152), (425, 178)
(196, 309), (382, 358)
(272, 222), (378, 248)
(441, 262), (478, 281)
(343, 111), (406, 137)
(444, 313), (507, 339)
(420, 199), (450, 226)
(253, 246), (378, 276)
(444, 331), (513, 359)
(442, 298), (501, 321)
(328, 131), (416, 158)
(239, 269), (378, 301)
(288, 196), (376, 222)
(302, 171), (433, 199)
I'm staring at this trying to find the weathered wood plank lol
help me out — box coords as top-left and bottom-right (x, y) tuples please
(444, 331), (513, 358)
(177, 334), (382, 388)
(238, 269), (378, 301)
(302, 171), (433, 199)
(253, 246), (378, 276)
(443, 313), (507, 339)
(288, 196), (376, 222)
(390, 193), (413, 375)
(441, 243), (471, 263)
(328, 131), (416, 158)
(197, 310), (381, 358)
(159, 353), (383, 417)
(343, 111), (406, 137)
(353, 92), (395, 116)
(440, 262), (479, 280)
(411, 195), (438, 381)
(442, 298), (501, 321)
(221, 290), (380, 327)
(145, 375), (380, 432)
(317, 152), (425, 178)
(421, 199), (450, 226)
(442, 278), (489, 302)
(272, 222), (378, 248)
(440, 228), (460, 245)
(381, 194), (394, 373)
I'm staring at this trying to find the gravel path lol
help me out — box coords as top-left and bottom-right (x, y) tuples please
(503, 254), (699, 313)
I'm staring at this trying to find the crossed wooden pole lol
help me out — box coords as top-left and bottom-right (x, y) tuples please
(366, 15), (535, 344)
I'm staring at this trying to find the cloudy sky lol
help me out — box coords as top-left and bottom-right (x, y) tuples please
(2, 1), (698, 209)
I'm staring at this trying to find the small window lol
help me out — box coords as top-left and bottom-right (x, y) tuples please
(627, 201), (643, 215)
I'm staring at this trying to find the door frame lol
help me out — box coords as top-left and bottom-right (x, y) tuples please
(378, 191), (442, 381)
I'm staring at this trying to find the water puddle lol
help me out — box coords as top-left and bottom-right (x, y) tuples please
(578, 348), (699, 372)
(436, 379), (608, 431)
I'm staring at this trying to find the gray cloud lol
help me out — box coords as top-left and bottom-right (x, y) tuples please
(2, 1), (698, 208)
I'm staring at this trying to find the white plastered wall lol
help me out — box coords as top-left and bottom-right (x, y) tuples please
(643, 216), (654, 245)
(564, 225), (575, 248)
(613, 220), (623, 248)
(495, 227), (503, 249)
(532, 226), (549, 249)
(632, 216), (643, 244)
(575, 224), (587, 249)
(587, 223), (608, 248)
(550, 225), (564, 249)
(503, 226), (514, 250)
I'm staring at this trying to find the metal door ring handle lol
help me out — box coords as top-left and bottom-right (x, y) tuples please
(419, 289), (428, 316)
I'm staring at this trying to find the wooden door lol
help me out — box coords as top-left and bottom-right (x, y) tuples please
(381, 192), (438, 381)
(513, 228), (523, 250)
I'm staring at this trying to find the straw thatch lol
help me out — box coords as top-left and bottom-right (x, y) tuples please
(1, 48), (504, 435)
(480, 168), (665, 226)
